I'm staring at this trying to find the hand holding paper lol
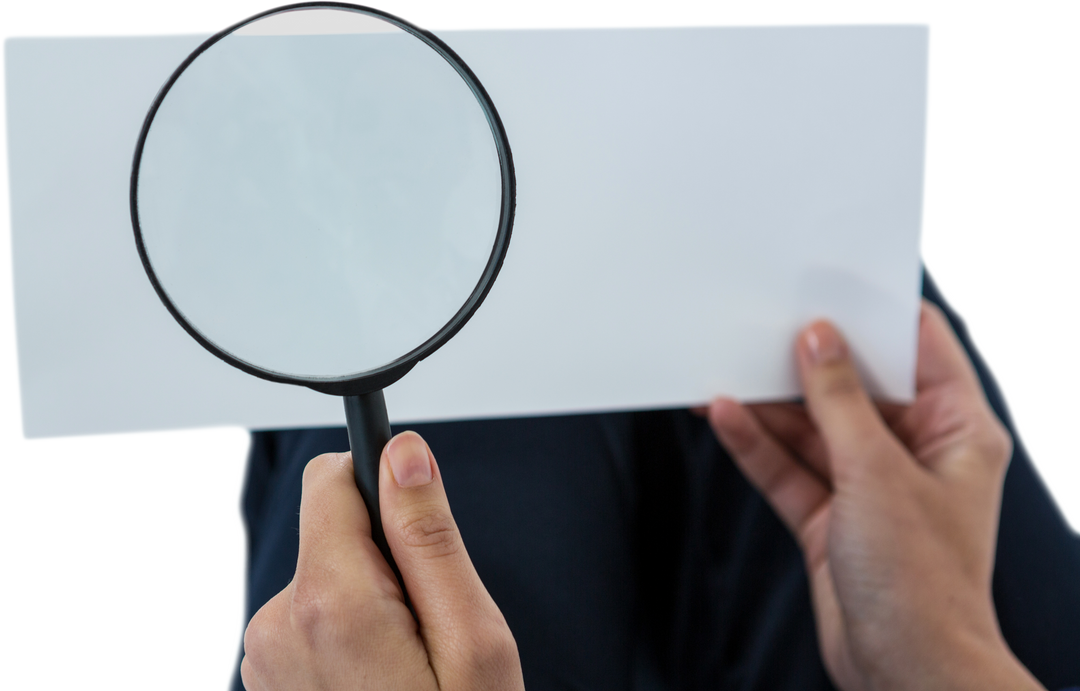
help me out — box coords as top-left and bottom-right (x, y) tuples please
(708, 304), (1043, 691)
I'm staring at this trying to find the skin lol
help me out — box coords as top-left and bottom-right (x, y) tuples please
(241, 300), (1045, 690)
(239, 431), (525, 691)
(706, 301), (1045, 691)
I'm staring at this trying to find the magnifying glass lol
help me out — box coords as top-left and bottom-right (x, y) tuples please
(130, 3), (514, 586)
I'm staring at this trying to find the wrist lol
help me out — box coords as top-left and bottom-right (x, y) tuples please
(875, 628), (1045, 691)
(949, 636), (1044, 691)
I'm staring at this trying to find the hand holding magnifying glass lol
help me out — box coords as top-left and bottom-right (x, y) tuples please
(130, 3), (514, 594)
(240, 431), (525, 691)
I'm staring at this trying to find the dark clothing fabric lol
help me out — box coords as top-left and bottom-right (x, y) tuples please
(232, 272), (1080, 690)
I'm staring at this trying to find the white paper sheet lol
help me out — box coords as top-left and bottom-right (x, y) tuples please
(5, 27), (927, 438)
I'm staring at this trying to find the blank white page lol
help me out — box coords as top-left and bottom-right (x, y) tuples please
(6, 26), (926, 437)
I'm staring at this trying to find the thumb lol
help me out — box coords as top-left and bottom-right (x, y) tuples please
(797, 321), (905, 479)
(379, 431), (518, 680)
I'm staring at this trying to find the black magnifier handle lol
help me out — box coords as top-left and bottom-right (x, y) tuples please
(343, 392), (407, 597)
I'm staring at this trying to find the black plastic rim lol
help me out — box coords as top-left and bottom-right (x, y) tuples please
(130, 2), (515, 396)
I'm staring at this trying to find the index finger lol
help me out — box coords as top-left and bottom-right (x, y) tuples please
(294, 452), (399, 597)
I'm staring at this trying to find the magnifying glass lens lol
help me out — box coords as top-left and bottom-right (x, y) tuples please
(136, 6), (503, 380)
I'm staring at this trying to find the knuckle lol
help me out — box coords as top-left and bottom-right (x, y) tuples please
(243, 600), (280, 665)
(289, 573), (387, 647)
(395, 506), (461, 558)
(975, 418), (1013, 471)
(302, 452), (349, 489)
(458, 620), (521, 680)
(240, 656), (257, 690)
(289, 577), (342, 641)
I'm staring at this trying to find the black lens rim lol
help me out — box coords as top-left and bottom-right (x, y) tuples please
(130, 2), (515, 396)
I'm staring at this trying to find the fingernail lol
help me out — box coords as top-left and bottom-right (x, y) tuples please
(803, 322), (846, 365)
(387, 433), (433, 488)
